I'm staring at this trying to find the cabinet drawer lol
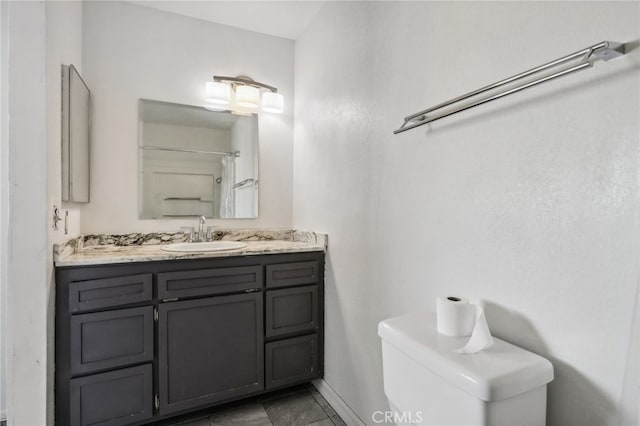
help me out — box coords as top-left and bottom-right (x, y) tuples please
(266, 285), (318, 338)
(70, 364), (153, 426)
(70, 306), (154, 376)
(69, 274), (152, 313)
(158, 265), (262, 299)
(266, 261), (319, 288)
(266, 334), (318, 389)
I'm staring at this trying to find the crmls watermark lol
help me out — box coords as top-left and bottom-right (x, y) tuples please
(371, 410), (424, 424)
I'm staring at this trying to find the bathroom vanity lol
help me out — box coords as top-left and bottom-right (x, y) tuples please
(54, 231), (325, 426)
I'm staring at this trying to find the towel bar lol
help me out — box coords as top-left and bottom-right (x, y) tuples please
(394, 41), (625, 134)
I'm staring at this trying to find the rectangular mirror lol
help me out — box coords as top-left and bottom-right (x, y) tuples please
(61, 64), (90, 203)
(138, 99), (259, 219)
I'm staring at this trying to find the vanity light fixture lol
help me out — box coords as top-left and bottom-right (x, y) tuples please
(205, 75), (284, 114)
(262, 91), (284, 113)
(235, 85), (260, 108)
(205, 81), (231, 106)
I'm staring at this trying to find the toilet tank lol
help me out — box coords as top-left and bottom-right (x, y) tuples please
(378, 312), (554, 426)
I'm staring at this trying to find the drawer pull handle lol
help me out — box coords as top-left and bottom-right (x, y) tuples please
(245, 288), (261, 293)
(162, 297), (179, 303)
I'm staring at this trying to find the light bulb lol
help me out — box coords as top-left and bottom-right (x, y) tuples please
(235, 85), (259, 108)
(206, 81), (230, 105)
(262, 92), (284, 113)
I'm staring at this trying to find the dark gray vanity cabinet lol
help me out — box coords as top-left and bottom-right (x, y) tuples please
(55, 251), (324, 426)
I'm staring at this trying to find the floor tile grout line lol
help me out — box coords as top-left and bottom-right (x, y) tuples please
(261, 400), (278, 426)
(310, 392), (331, 418)
(309, 390), (342, 422)
(304, 389), (331, 423)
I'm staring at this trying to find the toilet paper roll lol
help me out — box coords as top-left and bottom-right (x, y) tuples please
(453, 305), (494, 354)
(436, 296), (494, 354)
(436, 296), (476, 336)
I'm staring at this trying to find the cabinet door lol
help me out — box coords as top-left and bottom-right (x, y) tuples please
(69, 364), (153, 426)
(266, 334), (318, 390)
(158, 293), (264, 415)
(266, 286), (318, 338)
(70, 306), (154, 376)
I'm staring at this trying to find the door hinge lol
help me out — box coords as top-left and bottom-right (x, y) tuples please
(154, 394), (159, 410)
(153, 308), (159, 322)
(162, 297), (179, 303)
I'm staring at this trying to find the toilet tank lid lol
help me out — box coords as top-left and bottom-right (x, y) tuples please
(378, 311), (554, 402)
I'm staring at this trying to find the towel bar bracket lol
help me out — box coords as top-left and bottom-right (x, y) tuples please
(591, 41), (625, 61)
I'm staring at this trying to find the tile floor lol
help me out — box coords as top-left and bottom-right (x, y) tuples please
(161, 384), (346, 426)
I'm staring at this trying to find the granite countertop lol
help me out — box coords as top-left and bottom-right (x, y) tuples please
(54, 229), (327, 267)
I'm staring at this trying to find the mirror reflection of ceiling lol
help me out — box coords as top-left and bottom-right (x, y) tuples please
(141, 101), (240, 130)
(128, 1), (326, 40)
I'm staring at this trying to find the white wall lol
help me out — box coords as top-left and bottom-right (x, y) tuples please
(617, 282), (639, 425)
(47, 1), (83, 244)
(81, 1), (294, 233)
(4, 1), (49, 425)
(0, 0), (7, 420)
(45, 2), (83, 424)
(293, 2), (640, 425)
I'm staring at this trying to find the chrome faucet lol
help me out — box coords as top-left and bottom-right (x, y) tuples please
(180, 216), (210, 242)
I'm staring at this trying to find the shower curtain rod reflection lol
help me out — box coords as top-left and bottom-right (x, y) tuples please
(394, 41), (626, 134)
(141, 146), (240, 157)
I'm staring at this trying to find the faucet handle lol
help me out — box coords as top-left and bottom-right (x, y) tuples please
(206, 226), (216, 241)
(180, 226), (195, 242)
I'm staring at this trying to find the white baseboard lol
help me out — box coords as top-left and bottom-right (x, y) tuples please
(312, 379), (365, 426)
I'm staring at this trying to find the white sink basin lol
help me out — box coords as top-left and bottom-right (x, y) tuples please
(161, 241), (247, 253)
